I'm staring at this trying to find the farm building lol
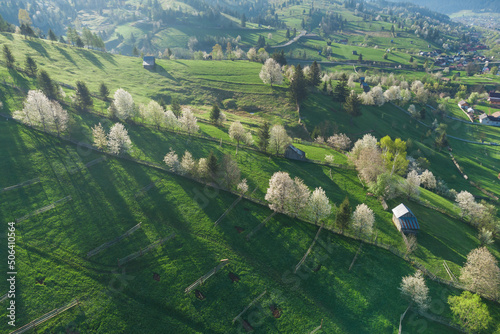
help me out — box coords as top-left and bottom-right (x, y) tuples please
(284, 145), (306, 161)
(488, 92), (500, 105)
(479, 113), (500, 126)
(458, 100), (469, 110)
(391, 204), (419, 234)
(352, 50), (358, 55)
(143, 56), (156, 70)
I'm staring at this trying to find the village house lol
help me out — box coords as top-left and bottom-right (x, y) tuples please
(488, 92), (500, 106)
(479, 113), (500, 126)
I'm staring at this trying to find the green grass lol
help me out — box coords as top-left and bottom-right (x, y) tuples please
(2, 118), (492, 333)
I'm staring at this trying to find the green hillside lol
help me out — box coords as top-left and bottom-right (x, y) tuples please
(1, 31), (500, 333)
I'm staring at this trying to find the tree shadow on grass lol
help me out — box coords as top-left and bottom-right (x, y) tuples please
(8, 68), (30, 90)
(0, 32), (13, 40)
(99, 51), (117, 65)
(76, 49), (104, 69)
(154, 63), (178, 82)
(24, 39), (51, 59)
(54, 46), (77, 67)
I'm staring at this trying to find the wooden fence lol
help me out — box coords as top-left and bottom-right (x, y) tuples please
(232, 290), (267, 324)
(0, 178), (40, 193)
(9, 299), (79, 334)
(214, 195), (243, 226)
(0, 293), (8, 303)
(15, 196), (72, 223)
(185, 259), (229, 294)
(69, 156), (107, 174)
(87, 222), (142, 258)
(118, 233), (176, 266)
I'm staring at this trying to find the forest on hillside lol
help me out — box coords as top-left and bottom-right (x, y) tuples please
(390, 0), (500, 14)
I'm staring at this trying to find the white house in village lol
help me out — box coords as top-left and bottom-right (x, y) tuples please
(478, 112), (500, 127)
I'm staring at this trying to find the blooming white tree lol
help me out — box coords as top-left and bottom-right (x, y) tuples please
(259, 58), (283, 87)
(237, 179), (249, 194)
(411, 80), (424, 94)
(180, 151), (197, 175)
(327, 133), (352, 150)
(107, 123), (132, 154)
(349, 134), (379, 161)
(383, 85), (401, 102)
(306, 187), (331, 224)
(197, 158), (209, 179)
(419, 169), (436, 189)
(141, 100), (165, 129)
(163, 148), (180, 172)
(229, 121), (253, 153)
(285, 177), (310, 218)
(352, 203), (375, 236)
(113, 88), (135, 121)
(92, 123), (108, 150)
(360, 91), (375, 105)
(269, 125), (292, 155)
(164, 110), (179, 130)
(403, 170), (421, 199)
(400, 271), (430, 311)
(13, 90), (68, 136)
(370, 85), (386, 106)
(455, 191), (476, 219)
(265, 171), (294, 214)
(408, 104), (418, 118)
(247, 48), (258, 61)
(400, 88), (412, 104)
(324, 154), (334, 164)
(178, 108), (199, 134)
(460, 247), (500, 300)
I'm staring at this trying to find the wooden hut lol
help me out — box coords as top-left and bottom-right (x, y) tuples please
(391, 204), (419, 234)
(284, 145), (306, 161)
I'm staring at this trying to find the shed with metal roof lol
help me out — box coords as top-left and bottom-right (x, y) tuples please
(391, 203), (419, 234)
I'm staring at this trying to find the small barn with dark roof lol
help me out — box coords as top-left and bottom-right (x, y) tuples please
(392, 204), (419, 234)
(284, 145), (306, 161)
(143, 56), (156, 70)
(488, 92), (500, 105)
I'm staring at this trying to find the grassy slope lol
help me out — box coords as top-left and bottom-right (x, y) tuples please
(0, 33), (294, 119)
(0, 119), (479, 334)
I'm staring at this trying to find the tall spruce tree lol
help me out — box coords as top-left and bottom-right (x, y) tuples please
(171, 97), (181, 117)
(75, 81), (93, 111)
(210, 103), (220, 124)
(309, 61), (321, 87)
(25, 55), (37, 77)
(3, 45), (14, 68)
(257, 121), (271, 153)
(48, 29), (57, 42)
(37, 70), (57, 100)
(333, 73), (349, 104)
(207, 151), (218, 178)
(336, 196), (351, 233)
(99, 82), (109, 101)
(344, 91), (362, 117)
(290, 64), (307, 104)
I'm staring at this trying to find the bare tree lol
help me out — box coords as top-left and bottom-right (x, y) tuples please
(218, 154), (241, 189)
(405, 234), (418, 256)
(460, 247), (500, 300)
(164, 110), (179, 130)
